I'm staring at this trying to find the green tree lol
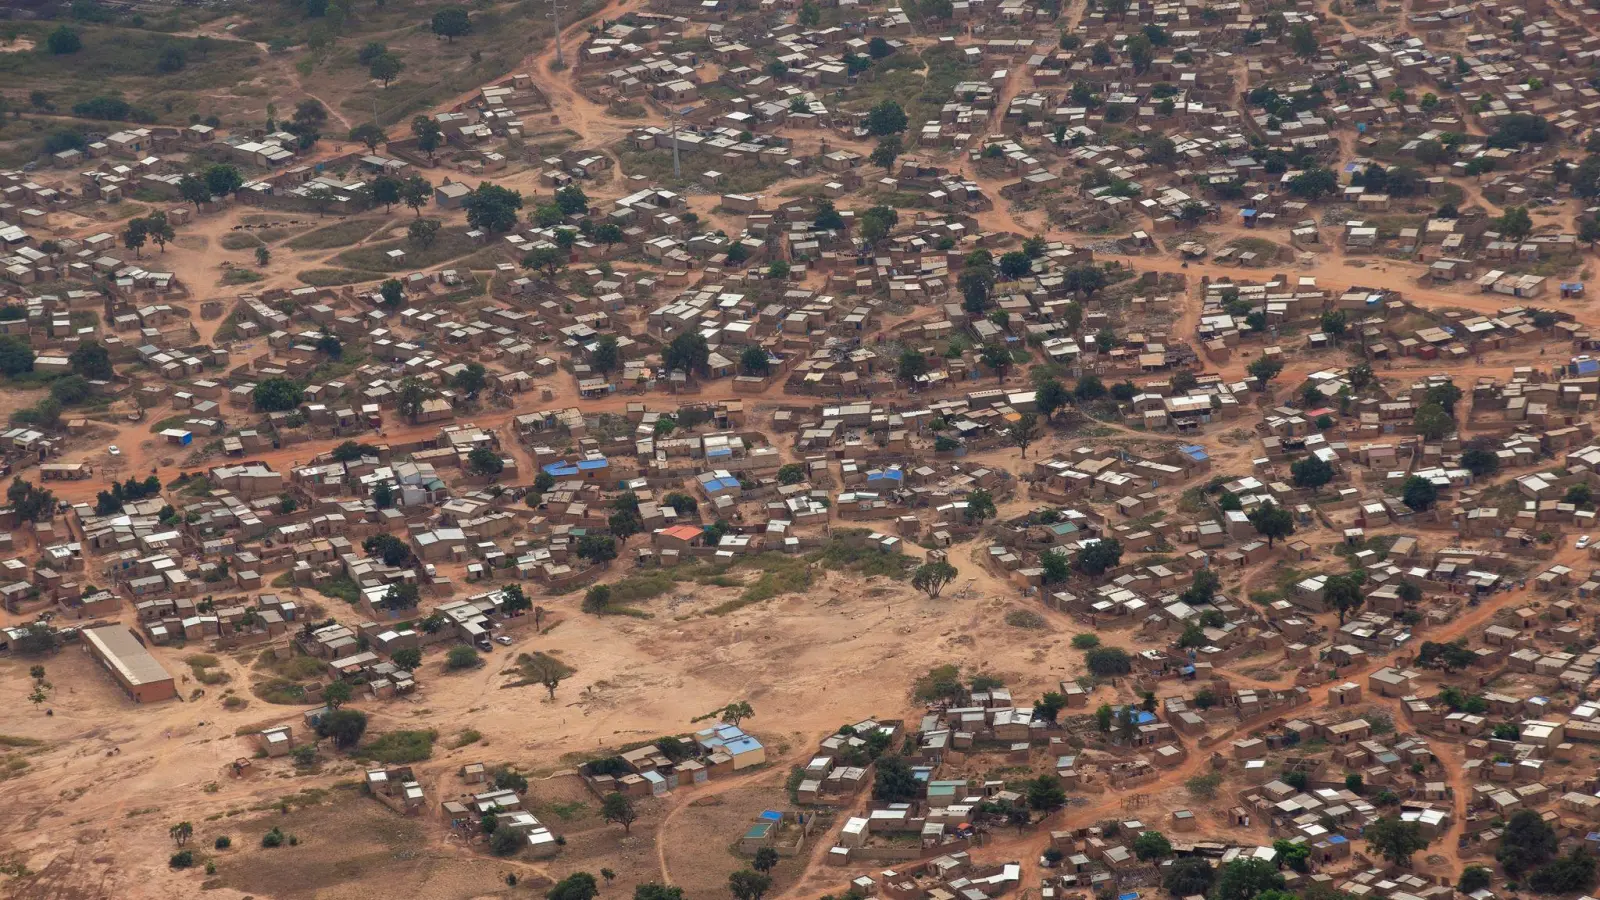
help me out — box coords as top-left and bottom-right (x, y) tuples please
(122, 217), (147, 258)
(322, 679), (353, 708)
(964, 488), (996, 524)
(177, 165), (219, 209)
(635, 885), (684, 900)
(1325, 572), (1365, 624)
(1133, 830), (1172, 860)
(912, 560), (958, 598)
(369, 52), (403, 86)
(898, 349), (928, 383)
(1460, 447), (1498, 477)
(316, 708), (368, 748)
(1413, 402), (1453, 440)
(406, 217), (440, 249)
(1247, 354), (1284, 387)
(739, 345), (770, 376)
(364, 532), (414, 567)
(1498, 205), (1533, 240)
(0, 336), (34, 377)
(1074, 538), (1122, 576)
(463, 183), (523, 233)
(1289, 23), (1318, 57)
(467, 447), (504, 478)
(348, 122), (386, 152)
(378, 278), (405, 310)
(252, 377), (304, 412)
(1287, 166), (1338, 199)
(577, 533), (618, 564)
(1528, 851), (1597, 894)
(1085, 646), (1132, 677)
(998, 250), (1032, 280)
(873, 755), (920, 801)
(729, 870), (772, 900)
(602, 792), (638, 833)
(1163, 857), (1215, 897)
(859, 204), (899, 245)
(870, 134), (902, 173)
(401, 174), (433, 215)
(1458, 867), (1492, 893)
(1248, 500), (1294, 547)
(143, 212), (175, 254)
(1026, 775), (1066, 811)
(1290, 455), (1334, 493)
(589, 335), (621, 374)
(451, 362), (488, 401)
(1365, 815), (1429, 867)
(1500, 809), (1559, 877)
(63, 341), (110, 384)
(47, 26), (82, 55)
(1401, 475), (1438, 511)
(979, 343), (1012, 384)
(1035, 691), (1067, 723)
(1036, 378), (1069, 420)
(431, 6), (471, 41)
(411, 116), (443, 161)
(1213, 858), (1286, 900)
(664, 331), (711, 375)
(368, 174), (402, 212)
(866, 100), (907, 135)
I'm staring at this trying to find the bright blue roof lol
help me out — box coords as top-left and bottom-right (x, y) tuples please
(867, 469), (903, 481)
(725, 735), (763, 755)
(543, 463), (579, 476)
(577, 458), (609, 471)
(706, 475), (740, 491)
(759, 810), (783, 821)
(1328, 835), (1348, 844)
(1179, 444), (1209, 461)
(1577, 360), (1600, 375)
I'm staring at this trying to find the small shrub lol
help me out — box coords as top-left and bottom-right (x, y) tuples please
(1071, 633), (1100, 649)
(1004, 609), (1047, 629)
(1185, 773), (1223, 800)
(214, 836), (231, 850)
(169, 850), (194, 869)
(261, 827), (284, 848)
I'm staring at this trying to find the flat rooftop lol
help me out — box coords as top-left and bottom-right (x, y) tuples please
(83, 625), (172, 688)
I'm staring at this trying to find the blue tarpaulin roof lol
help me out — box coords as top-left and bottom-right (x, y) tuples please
(1179, 444), (1209, 461)
(1577, 360), (1600, 375)
(543, 463), (578, 476)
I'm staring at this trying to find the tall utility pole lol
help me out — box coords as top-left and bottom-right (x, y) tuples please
(551, 0), (564, 67)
